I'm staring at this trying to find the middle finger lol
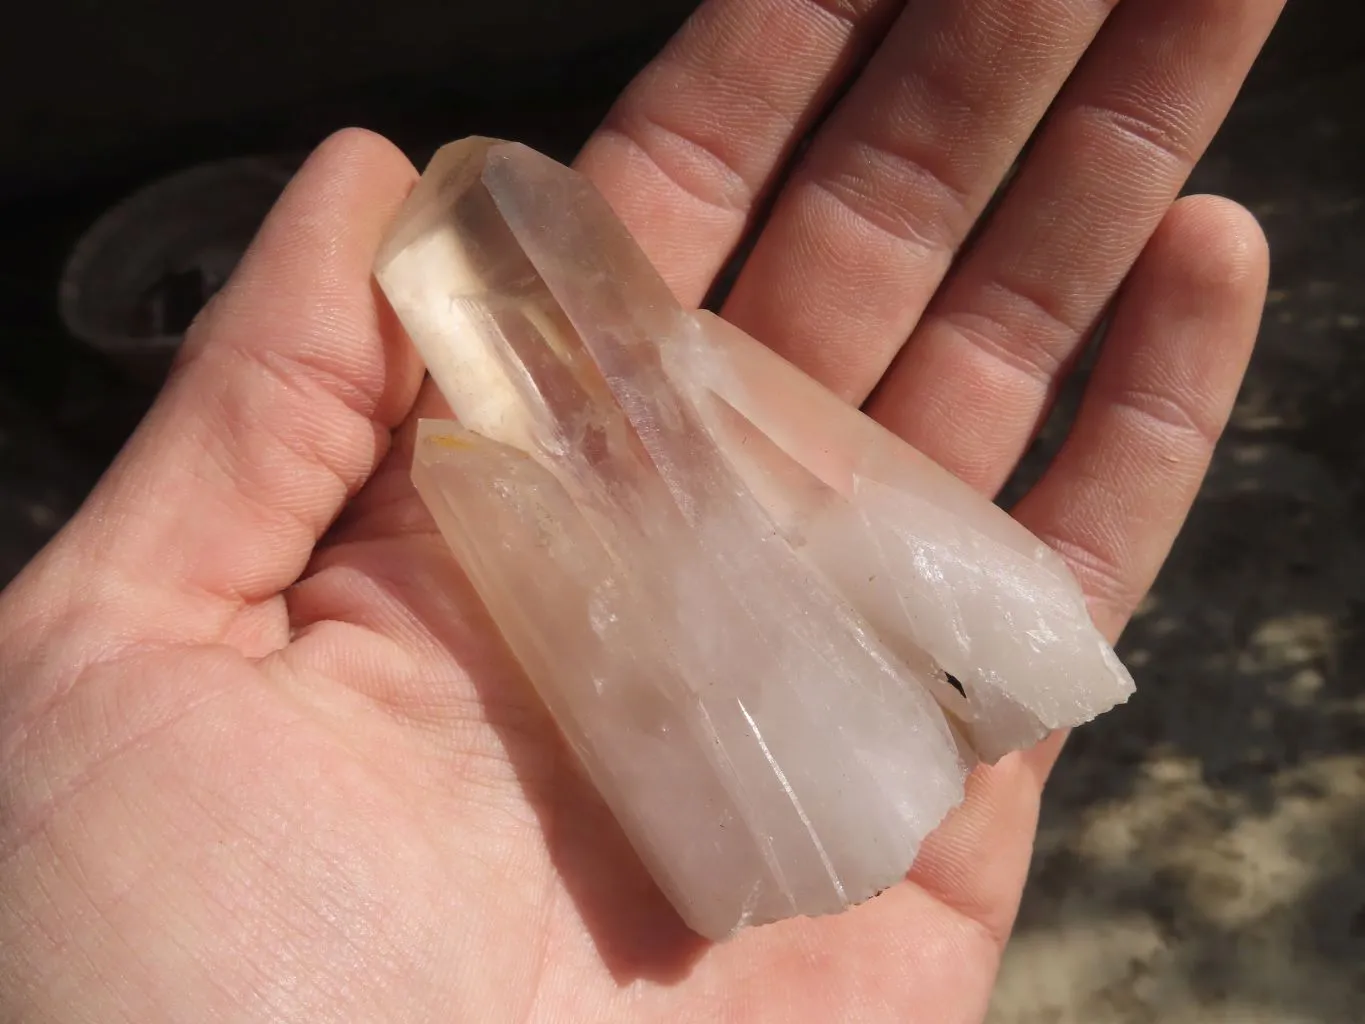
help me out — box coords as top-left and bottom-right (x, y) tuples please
(721, 0), (1120, 401)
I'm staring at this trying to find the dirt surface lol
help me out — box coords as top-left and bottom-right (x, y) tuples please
(0, 6), (1361, 1022)
(989, 63), (1365, 1024)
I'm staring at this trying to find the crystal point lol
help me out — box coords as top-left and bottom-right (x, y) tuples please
(374, 138), (1135, 940)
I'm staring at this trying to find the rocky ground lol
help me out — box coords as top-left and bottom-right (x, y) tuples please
(0, 6), (1361, 1022)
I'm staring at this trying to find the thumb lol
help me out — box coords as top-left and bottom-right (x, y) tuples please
(2, 130), (423, 663)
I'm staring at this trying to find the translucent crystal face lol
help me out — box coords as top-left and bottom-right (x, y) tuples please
(373, 138), (1135, 940)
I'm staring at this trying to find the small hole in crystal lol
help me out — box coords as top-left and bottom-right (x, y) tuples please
(945, 673), (966, 697)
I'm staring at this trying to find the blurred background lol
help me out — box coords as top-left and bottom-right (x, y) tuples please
(0, 1), (1360, 1020)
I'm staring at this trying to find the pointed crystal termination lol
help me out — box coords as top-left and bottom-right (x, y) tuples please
(374, 138), (1135, 940)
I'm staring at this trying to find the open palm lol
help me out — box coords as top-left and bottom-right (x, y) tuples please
(0, 0), (1283, 1020)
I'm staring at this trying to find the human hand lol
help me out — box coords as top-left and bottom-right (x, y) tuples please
(0, 0), (1282, 1019)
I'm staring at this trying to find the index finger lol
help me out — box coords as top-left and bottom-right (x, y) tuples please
(574, 0), (902, 306)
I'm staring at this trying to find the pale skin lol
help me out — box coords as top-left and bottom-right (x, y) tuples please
(0, 0), (1285, 1019)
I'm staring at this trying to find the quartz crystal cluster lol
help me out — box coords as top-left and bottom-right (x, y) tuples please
(373, 138), (1135, 941)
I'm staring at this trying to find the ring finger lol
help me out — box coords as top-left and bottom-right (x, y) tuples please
(865, 0), (1284, 494)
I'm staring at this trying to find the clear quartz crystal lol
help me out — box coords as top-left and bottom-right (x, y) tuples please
(373, 137), (1135, 941)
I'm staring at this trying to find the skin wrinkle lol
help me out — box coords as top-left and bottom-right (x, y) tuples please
(277, 568), (566, 815)
(605, 111), (758, 217)
(1103, 384), (1224, 453)
(0, 594), (241, 773)
(805, 139), (972, 256)
(22, 846), (163, 1024)
(936, 282), (1080, 389)
(1028, 525), (1137, 629)
(1074, 101), (1201, 167)
(0, 651), (244, 867)
(227, 344), (388, 510)
(118, 672), (475, 1019)
(799, 0), (884, 33)
(150, 769), (369, 1018)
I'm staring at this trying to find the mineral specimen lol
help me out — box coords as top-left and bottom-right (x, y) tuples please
(373, 138), (1135, 941)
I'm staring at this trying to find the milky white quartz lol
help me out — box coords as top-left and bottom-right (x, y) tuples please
(373, 137), (1135, 941)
